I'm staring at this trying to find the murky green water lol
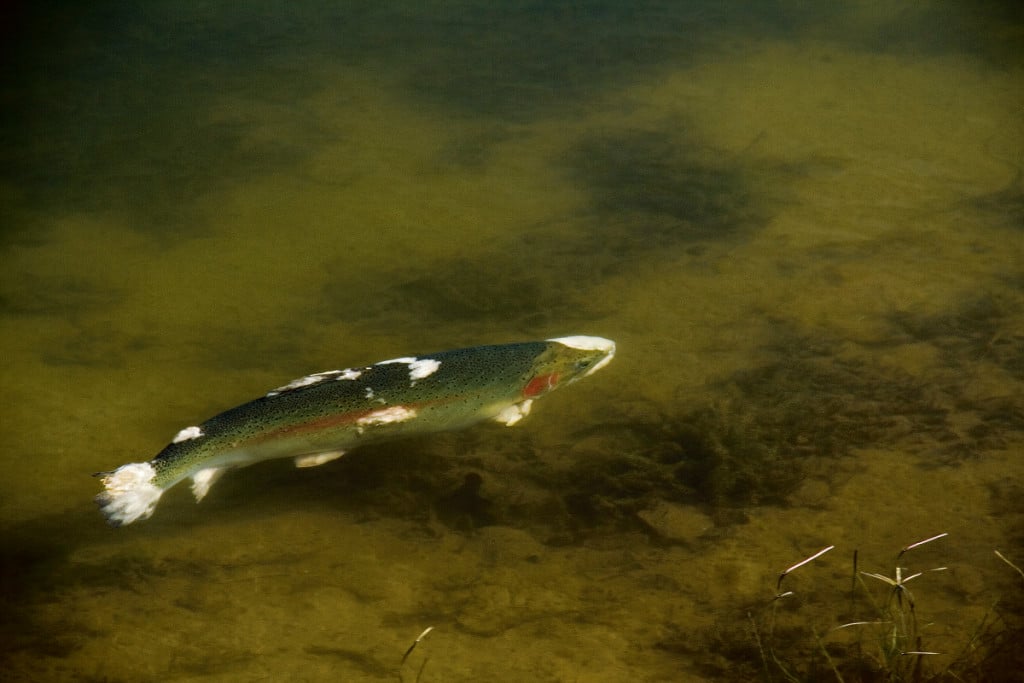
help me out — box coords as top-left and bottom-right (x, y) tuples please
(2, 2), (1023, 681)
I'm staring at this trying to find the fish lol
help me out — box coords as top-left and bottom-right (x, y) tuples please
(95, 335), (615, 526)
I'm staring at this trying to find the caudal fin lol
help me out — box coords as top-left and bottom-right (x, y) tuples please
(94, 462), (164, 527)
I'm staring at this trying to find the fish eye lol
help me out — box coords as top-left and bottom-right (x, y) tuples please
(574, 358), (593, 370)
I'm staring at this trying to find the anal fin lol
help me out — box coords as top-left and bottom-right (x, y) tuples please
(294, 451), (345, 468)
(191, 467), (227, 502)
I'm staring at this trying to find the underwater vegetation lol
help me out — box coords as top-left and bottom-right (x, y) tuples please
(654, 536), (1024, 682)
(529, 312), (1020, 539)
(889, 294), (1024, 382)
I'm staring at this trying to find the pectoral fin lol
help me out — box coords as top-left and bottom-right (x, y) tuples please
(294, 451), (346, 468)
(492, 400), (533, 426)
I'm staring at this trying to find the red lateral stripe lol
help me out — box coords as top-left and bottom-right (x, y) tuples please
(523, 373), (559, 398)
(249, 396), (442, 444)
(253, 408), (373, 442)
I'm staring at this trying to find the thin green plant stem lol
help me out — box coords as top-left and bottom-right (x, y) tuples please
(813, 627), (846, 683)
(748, 611), (772, 683)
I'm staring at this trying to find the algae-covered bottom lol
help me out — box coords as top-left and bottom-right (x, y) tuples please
(2, 1), (1023, 681)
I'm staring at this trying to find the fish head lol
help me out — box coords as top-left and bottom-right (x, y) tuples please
(516, 335), (615, 399)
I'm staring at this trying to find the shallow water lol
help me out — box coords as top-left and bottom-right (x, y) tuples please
(2, 2), (1023, 681)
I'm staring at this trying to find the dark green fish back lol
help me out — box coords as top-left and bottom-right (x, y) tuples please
(150, 341), (551, 474)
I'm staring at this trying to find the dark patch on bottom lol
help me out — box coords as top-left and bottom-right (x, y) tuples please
(970, 172), (1024, 232)
(319, 125), (780, 336)
(889, 293), (1024, 380)
(304, 646), (392, 678)
(435, 471), (496, 531)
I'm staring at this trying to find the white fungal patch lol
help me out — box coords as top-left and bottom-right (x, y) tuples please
(356, 406), (417, 427)
(377, 356), (441, 383)
(493, 399), (533, 426)
(378, 356), (417, 366)
(364, 387), (375, 399)
(172, 425), (204, 443)
(268, 371), (335, 395)
(408, 358), (441, 381)
(548, 335), (616, 353)
(267, 368), (361, 397)
(95, 462), (163, 526)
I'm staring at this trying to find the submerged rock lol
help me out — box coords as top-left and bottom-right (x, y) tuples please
(636, 501), (713, 543)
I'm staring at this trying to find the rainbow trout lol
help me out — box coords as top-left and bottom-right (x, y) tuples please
(95, 336), (615, 526)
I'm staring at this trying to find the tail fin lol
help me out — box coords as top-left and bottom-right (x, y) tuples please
(94, 463), (163, 527)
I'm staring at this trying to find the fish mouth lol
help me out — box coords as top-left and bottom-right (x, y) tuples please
(548, 335), (616, 376)
(583, 350), (615, 376)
